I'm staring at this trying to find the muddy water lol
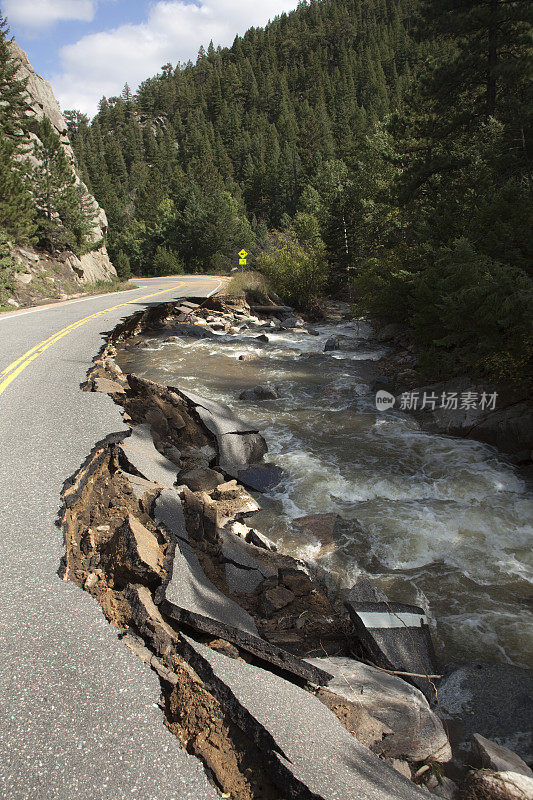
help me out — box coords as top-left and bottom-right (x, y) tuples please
(117, 322), (533, 668)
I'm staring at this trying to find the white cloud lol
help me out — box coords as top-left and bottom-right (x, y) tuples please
(4, 0), (96, 30)
(50, 0), (299, 116)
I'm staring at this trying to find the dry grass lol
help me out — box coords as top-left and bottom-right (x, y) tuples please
(225, 270), (271, 298)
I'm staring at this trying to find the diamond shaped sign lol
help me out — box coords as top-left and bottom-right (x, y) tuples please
(238, 249), (248, 259)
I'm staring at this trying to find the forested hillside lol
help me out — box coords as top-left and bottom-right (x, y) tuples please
(67, 0), (420, 274)
(68, 0), (532, 385)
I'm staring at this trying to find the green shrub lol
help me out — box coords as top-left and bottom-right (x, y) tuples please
(114, 249), (132, 279)
(256, 229), (328, 311)
(0, 230), (15, 307)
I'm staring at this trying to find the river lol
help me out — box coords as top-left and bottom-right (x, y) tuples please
(117, 319), (533, 669)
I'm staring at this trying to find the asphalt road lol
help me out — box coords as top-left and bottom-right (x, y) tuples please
(0, 276), (223, 800)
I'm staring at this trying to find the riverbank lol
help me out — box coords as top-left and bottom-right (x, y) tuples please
(59, 291), (533, 799)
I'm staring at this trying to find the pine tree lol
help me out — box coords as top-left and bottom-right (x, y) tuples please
(0, 15), (32, 141)
(0, 135), (36, 242)
(0, 14), (36, 242)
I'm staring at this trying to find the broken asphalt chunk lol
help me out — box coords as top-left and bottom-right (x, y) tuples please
(119, 424), (178, 488)
(180, 637), (425, 800)
(345, 600), (437, 700)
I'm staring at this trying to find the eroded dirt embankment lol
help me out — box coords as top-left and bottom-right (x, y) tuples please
(57, 295), (496, 800)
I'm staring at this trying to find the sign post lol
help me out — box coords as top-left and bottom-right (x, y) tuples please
(238, 249), (248, 270)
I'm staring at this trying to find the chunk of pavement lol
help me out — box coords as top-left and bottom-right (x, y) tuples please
(239, 384), (279, 401)
(221, 531), (277, 577)
(226, 521), (277, 551)
(470, 734), (533, 777)
(306, 656), (452, 763)
(154, 489), (188, 542)
(162, 534), (259, 637)
(466, 770), (533, 800)
(179, 300), (200, 310)
(218, 432), (268, 470)
(179, 467), (225, 493)
(119, 424), (178, 488)
(173, 388), (259, 434)
(221, 529), (277, 595)
(181, 636), (426, 800)
(210, 479), (261, 525)
(345, 600), (437, 700)
(93, 376), (125, 394)
(121, 513), (163, 581)
(226, 463), (284, 493)
(158, 522), (329, 684)
(225, 563), (264, 594)
(437, 662), (533, 764)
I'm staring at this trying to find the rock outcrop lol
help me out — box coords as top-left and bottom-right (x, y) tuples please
(8, 41), (116, 286)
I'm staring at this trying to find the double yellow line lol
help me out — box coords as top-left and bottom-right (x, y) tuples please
(0, 282), (185, 396)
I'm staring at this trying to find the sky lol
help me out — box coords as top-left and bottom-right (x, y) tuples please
(5, 0), (299, 117)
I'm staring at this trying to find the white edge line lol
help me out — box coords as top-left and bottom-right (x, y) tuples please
(207, 279), (225, 298)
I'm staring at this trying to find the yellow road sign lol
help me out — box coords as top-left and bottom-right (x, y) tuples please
(238, 249), (248, 259)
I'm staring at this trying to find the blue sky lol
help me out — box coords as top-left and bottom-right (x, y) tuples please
(5, 0), (299, 116)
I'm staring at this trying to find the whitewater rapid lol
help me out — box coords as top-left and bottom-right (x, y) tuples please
(117, 321), (533, 668)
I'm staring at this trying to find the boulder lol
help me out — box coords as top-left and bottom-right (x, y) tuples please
(262, 585), (296, 615)
(226, 463), (284, 493)
(14, 272), (32, 284)
(325, 336), (340, 351)
(209, 479), (261, 525)
(470, 734), (533, 777)
(218, 432), (268, 470)
(427, 776), (458, 799)
(466, 769), (533, 800)
(179, 467), (225, 493)
(281, 315), (304, 328)
(293, 513), (338, 554)
(307, 656), (452, 763)
(437, 662), (533, 764)
(343, 577), (387, 604)
(174, 323), (216, 338)
(239, 384), (279, 401)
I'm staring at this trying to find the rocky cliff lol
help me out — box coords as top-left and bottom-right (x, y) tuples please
(9, 41), (116, 287)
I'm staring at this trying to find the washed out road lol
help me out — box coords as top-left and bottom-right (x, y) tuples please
(0, 276), (224, 800)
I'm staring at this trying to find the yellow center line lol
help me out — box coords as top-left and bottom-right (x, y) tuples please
(0, 281), (186, 396)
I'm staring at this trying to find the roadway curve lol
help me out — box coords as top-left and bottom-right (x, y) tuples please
(0, 276), (224, 800)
